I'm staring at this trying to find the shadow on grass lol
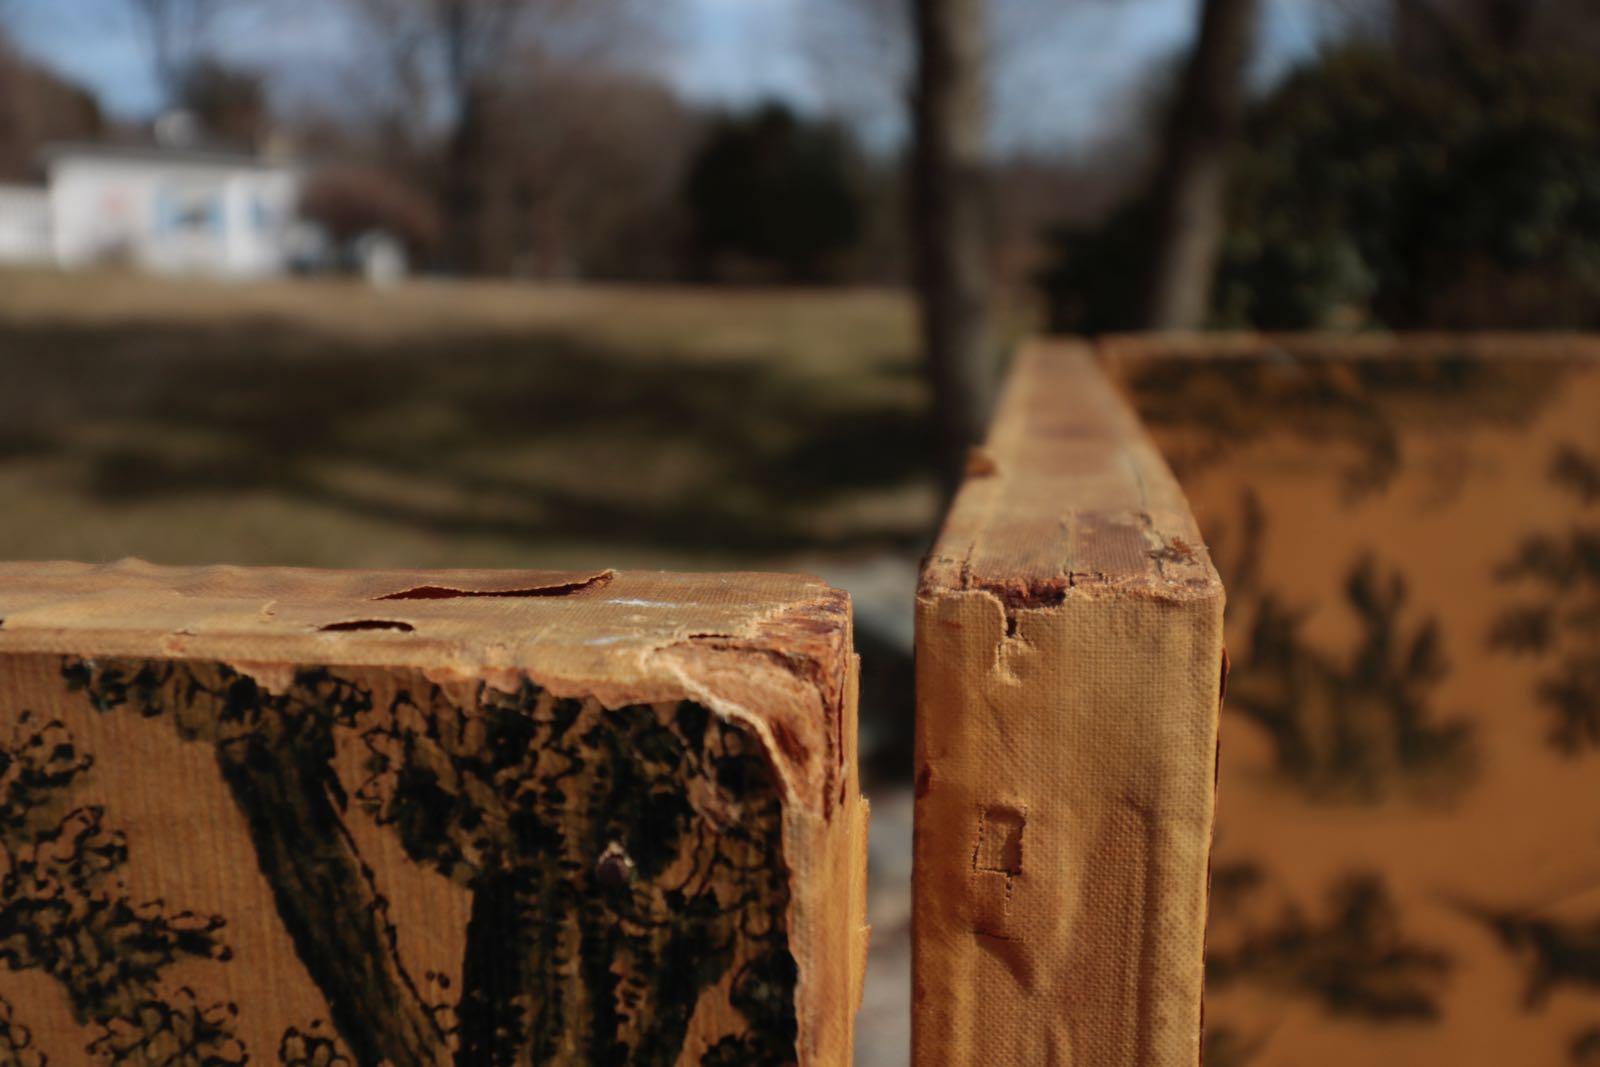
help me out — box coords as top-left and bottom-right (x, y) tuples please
(1, 317), (937, 557)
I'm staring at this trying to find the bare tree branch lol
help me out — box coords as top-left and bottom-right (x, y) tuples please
(1145, 0), (1260, 329)
(910, 0), (995, 491)
(338, 0), (650, 271)
(124, 0), (232, 103)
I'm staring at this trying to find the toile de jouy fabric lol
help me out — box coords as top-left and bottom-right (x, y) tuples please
(1107, 338), (1600, 1067)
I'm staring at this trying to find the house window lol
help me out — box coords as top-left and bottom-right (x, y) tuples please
(157, 187), (223, 234)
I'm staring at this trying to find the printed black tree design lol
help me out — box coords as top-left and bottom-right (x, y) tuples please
(0, 993), (46, 1066)
(1491, 444), (1600, 754)
(358, 680), (795, 1065)
(65, 657), (797, 1066)
(1207, 867), (1453, 1020)
(1463, 903), (1600, 1008)
(1573, 1026), (1600, 1065)
(1200, 1025), (1263, 1067)
(278, 1022), (354, 1067)
(66, 660), (439, 1066)
(1223, 540), (1475, 800)
(0, 710), (246, 1066)
(1120, 352), (1571, 500)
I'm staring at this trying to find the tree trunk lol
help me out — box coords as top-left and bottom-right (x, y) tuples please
(455, 863), (589, 1066)
(457, 868), (527, 1065)
(449, 747), (762, 1066)
(1477, 0), (1535, 50)
(1145, 0), (1260, 330)
(441, 85), (490, 274)
(216, 732), (451, 1067)
(910, 0), (993, 494)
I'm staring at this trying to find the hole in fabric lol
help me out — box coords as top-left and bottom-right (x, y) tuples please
(318, 619), (416, 633)
(375, 572), (613, 601)
(973, 805), (1025, 875)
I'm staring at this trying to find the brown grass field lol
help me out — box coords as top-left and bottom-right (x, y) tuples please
(0, 266), (932, 1063)
(0, 267), (938, 573)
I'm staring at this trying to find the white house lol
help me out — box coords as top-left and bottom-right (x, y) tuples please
(38, 142), (303, 279)
(0, 184), (51, 264)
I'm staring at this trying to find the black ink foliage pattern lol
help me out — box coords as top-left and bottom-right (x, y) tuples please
(278, 1021), (354, 1067)
(1119, 354), (1569, 499)
(1491, 444), (1600, 754)
(1208, 867), (1453, 1021)
(357, 682), (796, 1066)
(62, 657), (797, 1066)
(1218, 507), (1475, 801)
(0, 709), (245, 1066)
(1200, 1025), (1263, 1067)
(1573, 1026), (1600, 1065)
(1464, 903), (1600, 1008)
(0, 994), (45, 1067)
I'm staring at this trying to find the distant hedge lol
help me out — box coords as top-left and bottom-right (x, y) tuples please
(684, 104), (866, 284)
(1041, 43), (1600, 331)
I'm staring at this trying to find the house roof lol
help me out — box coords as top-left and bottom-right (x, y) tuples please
(38, 141), (298, 172)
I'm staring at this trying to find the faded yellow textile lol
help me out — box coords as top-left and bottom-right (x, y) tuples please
(1105, 334), (1600, 1067)
(914, 342), (1226, 1066)
(0, 563), (868, 1066)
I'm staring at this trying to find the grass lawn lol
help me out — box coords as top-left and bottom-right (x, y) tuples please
(0, 268), (975, 1065)
(0, 268), (937, 573)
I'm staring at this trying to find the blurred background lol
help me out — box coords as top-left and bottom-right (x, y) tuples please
(2, 0), (1599, 1063)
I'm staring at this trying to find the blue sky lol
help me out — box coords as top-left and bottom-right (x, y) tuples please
(6, 1), (362, 117)
(5, 0), (1331, 150)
